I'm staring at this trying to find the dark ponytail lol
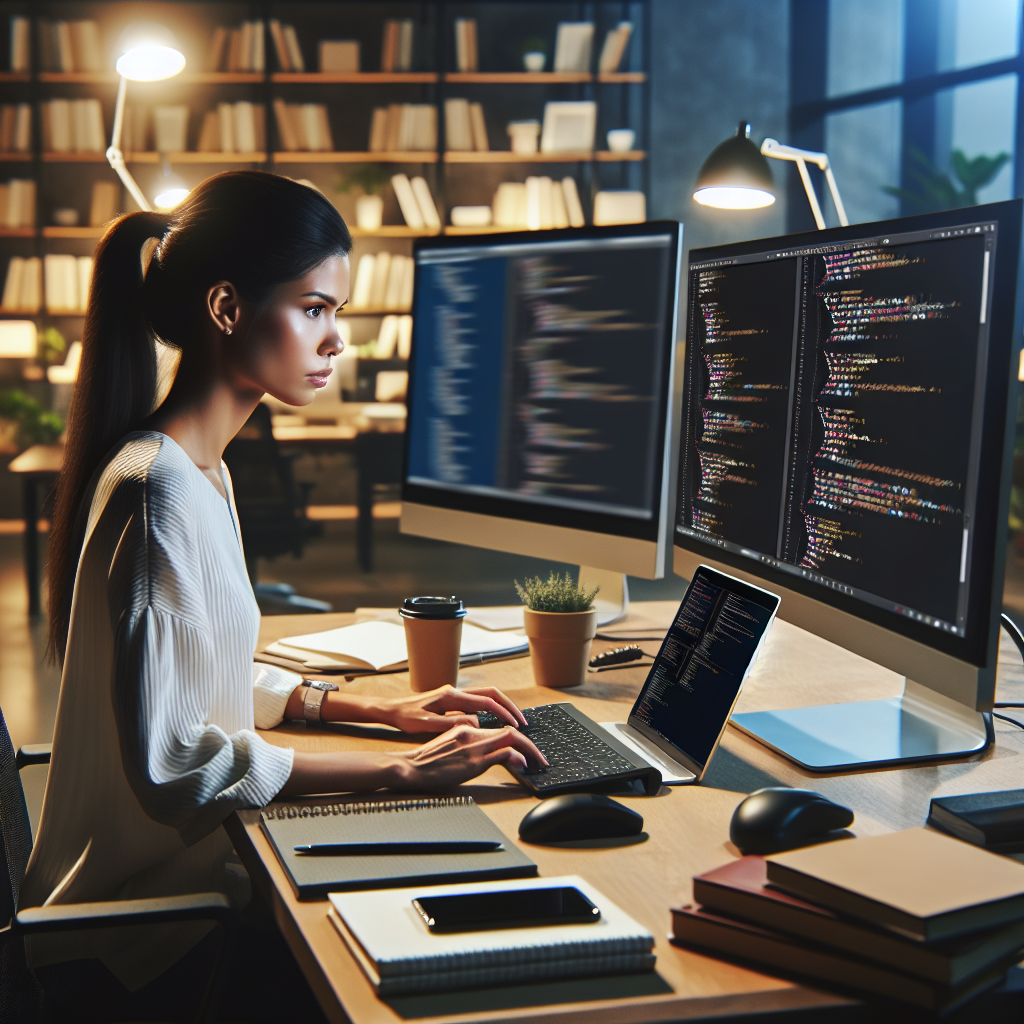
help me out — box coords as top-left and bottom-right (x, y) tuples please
(48, 171), (352, 659)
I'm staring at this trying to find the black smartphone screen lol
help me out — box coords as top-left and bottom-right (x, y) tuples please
(412, 887), (601, 933)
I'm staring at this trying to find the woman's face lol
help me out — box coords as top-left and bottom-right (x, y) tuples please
(228, 255), (350, 407)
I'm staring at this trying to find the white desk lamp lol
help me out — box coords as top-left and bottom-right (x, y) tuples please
(106, 29), (186, 213)
(694, 122), (849, 229)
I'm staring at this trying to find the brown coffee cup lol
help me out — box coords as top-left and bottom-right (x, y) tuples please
(400, 596), (466, 692)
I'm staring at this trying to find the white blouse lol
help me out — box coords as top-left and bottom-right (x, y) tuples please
(21, 432), (303, 990)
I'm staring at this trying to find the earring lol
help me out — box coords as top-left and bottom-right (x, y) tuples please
(224, 327), (232, 335)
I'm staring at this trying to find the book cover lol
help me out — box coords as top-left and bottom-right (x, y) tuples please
(928, 791), (1024, 852)
(392, 173), (426, 230)
(469, 102), (488, 151)
(694, 856), (1024, 986)
(262, 796), (537, 900)
(283, 25), (305, 72)
(671, 903), (1009, 1013)
(329, 875), (653, 995)
(268, 21), (289, 71)
(765, 829), (1024, 942)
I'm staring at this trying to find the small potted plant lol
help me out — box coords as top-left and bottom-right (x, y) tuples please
(336, 164), (392, 230)
(515, 572), (599, 688)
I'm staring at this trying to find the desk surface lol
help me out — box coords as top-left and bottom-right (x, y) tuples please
(8, 443), (63, 474)
(229, 603), (1024, 1024)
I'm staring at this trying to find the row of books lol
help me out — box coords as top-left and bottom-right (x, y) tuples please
(492, 177), (585, 230)
(41, 99), (105, 154)
(350, 253), (415, 312)
(0, 105), (31, 153)
(1, 256), (93, 314)
(37, 19), (104, 73)
(207, 21), (266, 74)
(390, 174), (441, 231)
(273, 102), (333, 153)
(672, 829), (1024, 1013)
(197, 105), (267, 155)
(369, 105), (437, 153)
(444, 100), (488, 152)
(8, 16), (28, 73)
(554, 22), (634, 73)
(0, 180), (35, 229)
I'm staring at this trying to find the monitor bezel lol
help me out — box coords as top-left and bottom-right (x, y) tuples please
(402, 221), (683, 546)
(674, 200), (1023, 671)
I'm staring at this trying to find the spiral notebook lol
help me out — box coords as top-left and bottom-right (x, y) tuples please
(261, 796), (537, 900)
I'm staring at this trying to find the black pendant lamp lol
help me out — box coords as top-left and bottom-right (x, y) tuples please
(693, 121), (776, 210)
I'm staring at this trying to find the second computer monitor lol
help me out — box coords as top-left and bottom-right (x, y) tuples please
(401, 223), (682, 579)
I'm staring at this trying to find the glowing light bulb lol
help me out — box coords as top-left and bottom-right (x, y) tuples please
(116, 44), (185, 82)
(693, 186), (776, 210)
(154, 188), (189, 210)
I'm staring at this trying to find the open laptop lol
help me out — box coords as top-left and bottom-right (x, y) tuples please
(481, 566), (780, 795)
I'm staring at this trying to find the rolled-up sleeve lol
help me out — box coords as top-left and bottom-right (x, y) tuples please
(253, 664), (303, 729)
(114, 606), (294, 847)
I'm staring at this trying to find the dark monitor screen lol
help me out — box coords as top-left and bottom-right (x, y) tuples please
(404, 223), (681, 542)
(628, 566), (779, 769)
(676, 201), (1023, 667)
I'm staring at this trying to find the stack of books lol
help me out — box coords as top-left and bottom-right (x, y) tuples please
(0, 179), (35, 228)
(207, 21), (266, 73)
(39, 19), (103, 72)
(454, 19), (479, 72)
(492, 176), (585, 230)
(9, 16), (29, 73)
(272, 101), (332, 152)
(269, 20), (305, 71)
(0, 105), (31, 153)
(350, 253), (415, 312)
(42, 99), (105, 154)
(198, 104), (267, 153)
(369, 105), (437, 153)
(1, 257), (43, 314)
(672, 829), (1024, 1014)
(381, 19), (415, 72)
(391, 173), (440, 231)
(44, 255), (92, 315)
(444, 99), (488, 152)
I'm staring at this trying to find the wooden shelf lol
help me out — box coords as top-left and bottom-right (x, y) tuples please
(37, 72), (264, 85)
(595, 150), (647, 161)
(126, 151), (266, 163)
(348, 226), (439, 238)
(273, 72), (437, 84)
(0, 72), (30, 83)
(444, 72), (590, 84)
(444, 225), (517, 235)
(597, 72), (647, 83)
(445, 151), (592, 163)
(0, 227), (35, 237)
(43, 226), (104, 238)
(38, 72), (118, 84)
(0, 153), (31, 162)
(42, 152), (105, 162)
(272, 151), (438, 164)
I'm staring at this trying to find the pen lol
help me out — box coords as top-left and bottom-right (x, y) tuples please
(293, 841), (504, 855)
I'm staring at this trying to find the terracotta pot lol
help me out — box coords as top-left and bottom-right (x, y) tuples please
(523, 608), (597, 688)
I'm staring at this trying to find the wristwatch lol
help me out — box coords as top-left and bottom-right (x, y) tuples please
(302, 680), (340, 724)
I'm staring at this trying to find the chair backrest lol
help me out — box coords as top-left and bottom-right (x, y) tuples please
(0, 704), (31, 925)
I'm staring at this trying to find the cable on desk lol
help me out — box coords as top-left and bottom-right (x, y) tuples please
(992, 712), (1024, 731)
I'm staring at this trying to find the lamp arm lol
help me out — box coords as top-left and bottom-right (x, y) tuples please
(761, 138), (850, 229)
(106, 74), (151, 213)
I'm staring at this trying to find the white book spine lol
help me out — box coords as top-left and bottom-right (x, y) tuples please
(397, 20), (414, 72)
(469, 103), (488, 152)
(218, 103), (235, 152)
(252, 21), (265, 73)
(10, 17), (29, 73)
(377, 314), (400, 356)
(369, 252), (392, 309)
(562, 177), (586, 227)
(57, 22), (75, 72)
(44, 254), (62, 313)
(526, 176), (541, 230)
(444, 98), (472, 151)
(284, 25), (305, 72)
(316, 105), (334, 151)
(233, 102), (257, 153)
(391, 173), (425, 229)
(85, 99), (105, 152)
(1, 256), (23, 310)
(397, 315), (413, 358)
(273, 99), (299, 152)
(368, 108), (388, 152)
(269, 20), (290, 72)
(351, 254), (375, 309)
(299, 104), (320, 151)
(383, 257), (405, 312)
(22, 257), (41, 312)
(49, 99), (72, 152)
(239, 22), (254, 72)
(410, 177), (440, 231)
(14, 104), (31, 152)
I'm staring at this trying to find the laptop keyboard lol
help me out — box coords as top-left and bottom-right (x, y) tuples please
(480, 704), (637, 791)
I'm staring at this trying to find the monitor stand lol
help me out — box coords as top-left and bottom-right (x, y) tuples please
(578, 566), (629, 626)
(729, 679), (991, 772)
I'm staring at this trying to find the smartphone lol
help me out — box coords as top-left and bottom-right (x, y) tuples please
(412, 886), (601, 933)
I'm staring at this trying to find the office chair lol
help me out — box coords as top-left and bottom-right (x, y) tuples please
(222, 403), (330, 613)
(0, 706), (234, 1024)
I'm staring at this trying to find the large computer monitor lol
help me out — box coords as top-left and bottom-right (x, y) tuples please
(401, 222), (683, 621)
(674, 200), (1023, 770)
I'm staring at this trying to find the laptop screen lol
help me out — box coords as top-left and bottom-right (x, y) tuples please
(627, 566), (779, 771)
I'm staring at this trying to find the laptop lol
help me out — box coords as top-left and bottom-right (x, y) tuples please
(482, 566), (780, 795)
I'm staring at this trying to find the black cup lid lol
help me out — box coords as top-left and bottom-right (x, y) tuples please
(400, 596), (467, 619)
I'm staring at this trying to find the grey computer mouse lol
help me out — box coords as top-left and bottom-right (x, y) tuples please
(519, 793), (644, 844)
(729, 787), (854, 855)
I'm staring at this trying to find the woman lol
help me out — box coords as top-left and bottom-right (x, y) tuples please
(22, 172), (542, 1021)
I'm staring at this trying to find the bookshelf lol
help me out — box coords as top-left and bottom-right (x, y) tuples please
(0, 0), (649, 376)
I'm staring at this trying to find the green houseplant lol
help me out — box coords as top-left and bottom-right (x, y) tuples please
(515, 572), (600, 688)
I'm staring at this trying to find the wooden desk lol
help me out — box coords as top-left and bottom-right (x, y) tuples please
(8, 443), (62, 618)
(227, 603), (1024, 1024)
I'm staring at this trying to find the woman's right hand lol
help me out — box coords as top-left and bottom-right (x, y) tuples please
(392, 725), (547, 791)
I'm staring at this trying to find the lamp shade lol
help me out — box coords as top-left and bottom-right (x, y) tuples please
(115, 24), (185, 81)
(693, 122), (776, 210)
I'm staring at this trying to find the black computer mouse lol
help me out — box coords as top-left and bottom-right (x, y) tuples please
(729, 787), (854, 855)
(519, 793), (644, 844)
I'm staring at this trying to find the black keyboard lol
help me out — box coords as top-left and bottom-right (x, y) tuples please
(477, 703), (662, 796)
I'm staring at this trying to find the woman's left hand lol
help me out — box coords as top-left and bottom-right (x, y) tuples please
(382, 685), (528, 734)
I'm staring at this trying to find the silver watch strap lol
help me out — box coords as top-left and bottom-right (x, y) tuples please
(303, 685), (329, 723)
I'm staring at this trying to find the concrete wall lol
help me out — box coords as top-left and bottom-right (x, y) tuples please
(648, 0), (791, 256)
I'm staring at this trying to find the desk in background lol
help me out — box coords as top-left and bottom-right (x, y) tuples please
(227, 602), (1024, 1024)
(8, 442), (62, 618)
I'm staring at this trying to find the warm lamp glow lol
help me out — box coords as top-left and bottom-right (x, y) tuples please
(154, 187), (189, 210)
(693, 186), (776, 210)
(116, 44), (185, 82)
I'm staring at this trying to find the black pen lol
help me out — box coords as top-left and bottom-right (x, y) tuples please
(293, 841), (503, 855)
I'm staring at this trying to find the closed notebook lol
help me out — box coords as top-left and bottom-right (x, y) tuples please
(261, 796), (536, 900)
(329, 875), (655, 995)
(765, 828), (1024, 941)
(928, 790), (1024, 852)
(670, 903), (1010, 1014)
(693, 856), (1024, 986)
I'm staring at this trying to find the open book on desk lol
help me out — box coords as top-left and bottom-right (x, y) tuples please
(262, 619), (527, 674)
